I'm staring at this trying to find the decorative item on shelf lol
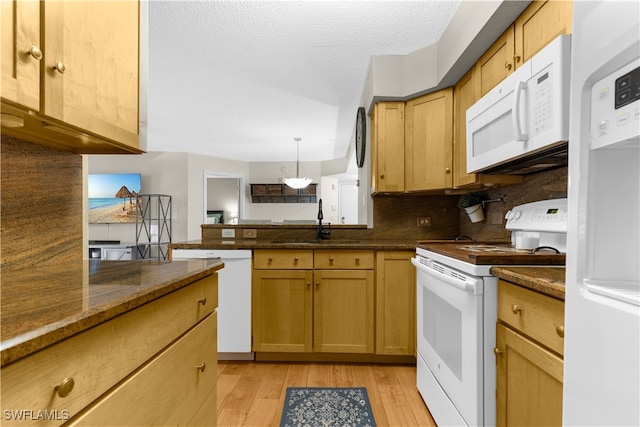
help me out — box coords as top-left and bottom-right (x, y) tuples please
(458, 192), (486, 223)
(282, 137), (312, 189)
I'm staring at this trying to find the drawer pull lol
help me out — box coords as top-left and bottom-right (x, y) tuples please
(197, 297), (207, 306)
(355, 257), (360, 264)
(329, 256), (334, 264)
(294, 257), (299, 263)
(195, 363), (206, 372)
(504, 61), (512, 70)
(556, 325), (565, 338)
(268, 257), (273, 263)
(493, 347), (503, 357)
(54, 377), (75, 398)
(511, 304), (522, 315)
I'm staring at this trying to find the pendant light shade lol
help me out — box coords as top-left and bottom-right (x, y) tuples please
(283, 137), (312, 189)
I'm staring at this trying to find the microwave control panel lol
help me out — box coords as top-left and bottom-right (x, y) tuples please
(591, 60), (640, 149)
(531, 67), (554, 137)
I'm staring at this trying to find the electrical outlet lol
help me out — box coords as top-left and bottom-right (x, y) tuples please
(491, 212), (503, 225)
(417, 217), (432, 227)
(221, 229), (235, 238)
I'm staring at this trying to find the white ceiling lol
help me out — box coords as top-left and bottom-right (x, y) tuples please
(146, 0), (461, 164)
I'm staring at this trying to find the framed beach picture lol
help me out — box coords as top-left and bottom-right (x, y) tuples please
(88, 174), (142, 224)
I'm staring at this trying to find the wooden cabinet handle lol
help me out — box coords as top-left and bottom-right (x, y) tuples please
(511, 304), (522, 315)
(514, 54), (521, 64)
(28, 45), (43, 60)
(556, 325), (565, 338)
(195, 362), (206, 372)
(493, 347), (503, 357)
(504, 61), (512, 70)
(53, 60), (66, 74)
(197, 297), (207, 306)
(54, 377), (75, 398)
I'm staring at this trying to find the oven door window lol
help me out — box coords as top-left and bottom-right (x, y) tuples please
(417, 266), (483, 425)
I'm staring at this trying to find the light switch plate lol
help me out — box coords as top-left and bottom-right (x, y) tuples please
(221, 229), (235, 238)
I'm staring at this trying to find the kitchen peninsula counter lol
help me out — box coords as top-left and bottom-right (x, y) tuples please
(491, 266), (566, 300)
(171, 238), (419, 251)
(1, 259), (223, 366)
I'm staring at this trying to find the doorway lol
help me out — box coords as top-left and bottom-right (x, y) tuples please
(203, 172), (244, 224)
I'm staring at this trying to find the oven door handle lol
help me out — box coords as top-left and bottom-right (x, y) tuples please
(411, 257), (483, 294)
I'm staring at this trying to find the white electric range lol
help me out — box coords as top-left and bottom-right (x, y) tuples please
(412, 198), (567, 426)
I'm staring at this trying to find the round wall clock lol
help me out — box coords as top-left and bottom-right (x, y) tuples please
(355, 107), (366, 168)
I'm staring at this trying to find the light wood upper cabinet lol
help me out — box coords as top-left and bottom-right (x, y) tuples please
(515, 0), (573, 67)
(476, 0), (573, 97)
(475, 26), (515, 97)
(1, 0), (40, 111)
(42, 1), (139, 149)
(1, 0), (141, 153)
(375, 251), (415, 356)
(405, 88), (453, 191)
(371, 102), (405, 193)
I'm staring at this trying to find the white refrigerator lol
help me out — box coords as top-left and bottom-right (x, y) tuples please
(564, 1), (640, 426)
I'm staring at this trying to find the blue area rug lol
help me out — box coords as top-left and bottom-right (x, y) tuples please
(280, 387), (376, 427)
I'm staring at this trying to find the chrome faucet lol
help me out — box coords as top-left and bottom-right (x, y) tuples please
(317, 199), (331, 240)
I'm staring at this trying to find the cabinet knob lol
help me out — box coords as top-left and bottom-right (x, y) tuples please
(306, 282), (311, 287)
(445, 167), (451, 174)
(315, 282), (320, 287)
(197, 297), (207, 306)
(195, 362), (206, 372)
(511, 304), (522, 315)
(294, 257), (299, 263)
(268, 257), (273, 263)
(329, 256), (334, 264)
(53, 60), (66, 74)
(27, 45), (43, 60)
(514, 54), (521, 64)
(504, 61), (512, 70)
(355, 257), (360, 264)
(493, 347), (503, 357)
(556, 325), (565, 338)
(380, 173), (385, 179)
(54, 377), (75, 398)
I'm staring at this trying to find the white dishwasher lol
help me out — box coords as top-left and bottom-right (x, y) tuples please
(171, 249), (253, 360)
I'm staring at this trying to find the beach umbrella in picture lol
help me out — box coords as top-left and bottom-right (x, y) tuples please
(115, 186), (132, 211)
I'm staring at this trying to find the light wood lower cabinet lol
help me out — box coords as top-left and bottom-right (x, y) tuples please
(1, 274), (218, 427)
(252, 249), (375, 355)
(495, 280), (564, 427)
(375, 251), (415, 355)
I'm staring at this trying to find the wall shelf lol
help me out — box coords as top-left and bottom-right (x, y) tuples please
(135, 194), (172, 260)
(250, 183), (317, 203)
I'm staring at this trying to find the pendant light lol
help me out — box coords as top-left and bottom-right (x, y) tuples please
(283, 137), (312, 189)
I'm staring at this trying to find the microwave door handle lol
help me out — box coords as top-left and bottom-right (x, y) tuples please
(512, 81), (528, 141)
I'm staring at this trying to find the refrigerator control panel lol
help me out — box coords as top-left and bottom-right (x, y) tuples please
(591, 59), (640, 149)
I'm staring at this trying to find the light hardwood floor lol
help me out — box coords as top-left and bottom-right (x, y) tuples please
(217, 361), (436, 426)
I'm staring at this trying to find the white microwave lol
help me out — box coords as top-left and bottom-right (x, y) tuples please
(466, 35), (571, 174)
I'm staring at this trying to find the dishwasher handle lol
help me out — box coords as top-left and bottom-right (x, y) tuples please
(411, 257), (483, 295)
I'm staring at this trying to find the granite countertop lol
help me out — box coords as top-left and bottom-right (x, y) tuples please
(1, 259), (224, 366)
(491, 266), (566, 300)
(170, 239), (419, 251)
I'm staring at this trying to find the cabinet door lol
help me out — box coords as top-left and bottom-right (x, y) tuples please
(515, 0), (573, 66)
(375, 251), (415, 355)
(453, 68), (480, 188)
(252, 270), (313, 352)
(475, 25), (515, 97)
(42, 1), (139, 148)
(405, 88), (453, 191)
(496, 323), (563, 427)
(1, 0), (40, 111)
(314, 269), (374, 353)
(372, 102), (405, 193)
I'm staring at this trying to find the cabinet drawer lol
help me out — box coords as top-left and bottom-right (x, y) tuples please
(314, 250), (374, 269)
(498, 280), (564, 356)
(68, 313), (217, 426)
(1, 274), (217, 426)
(254, 250), (313, 269)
